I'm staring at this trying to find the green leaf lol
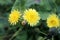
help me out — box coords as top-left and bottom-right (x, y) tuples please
(57, 6), (60, 13)
(39, 11), (50, 20)
(0, 0), (13, 5)
(39, 0), (51, 11)
(12, 0), (26, 11)
(25, 0), (40, 8)
(14, 31), (27, 40)
(37, 36), (44, 40)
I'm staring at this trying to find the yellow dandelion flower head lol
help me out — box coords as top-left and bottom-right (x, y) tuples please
(23, 9), (40, 26)
(8, 10), (21, 25)
(47, 14), (59, 28)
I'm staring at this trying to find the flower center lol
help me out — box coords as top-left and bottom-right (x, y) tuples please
(51, 20), (55, 24)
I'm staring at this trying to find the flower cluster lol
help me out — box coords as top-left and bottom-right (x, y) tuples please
(8, 9), (60, 28)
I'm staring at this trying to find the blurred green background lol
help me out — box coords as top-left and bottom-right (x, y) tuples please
(0, 0), (60, 40)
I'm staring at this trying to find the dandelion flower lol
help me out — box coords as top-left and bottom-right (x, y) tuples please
(23, 9), (40, 26)
(8, 10), (21, 25)
(47, 14), (59, 28)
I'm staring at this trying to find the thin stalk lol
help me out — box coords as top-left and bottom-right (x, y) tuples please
(9, 28), (23, 40)
(39, 31), (47, 36)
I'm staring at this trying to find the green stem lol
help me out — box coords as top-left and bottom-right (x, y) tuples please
(52, 36), (54, 40)
(9, 28), (23, 40)
(39, 31), (47, 36)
